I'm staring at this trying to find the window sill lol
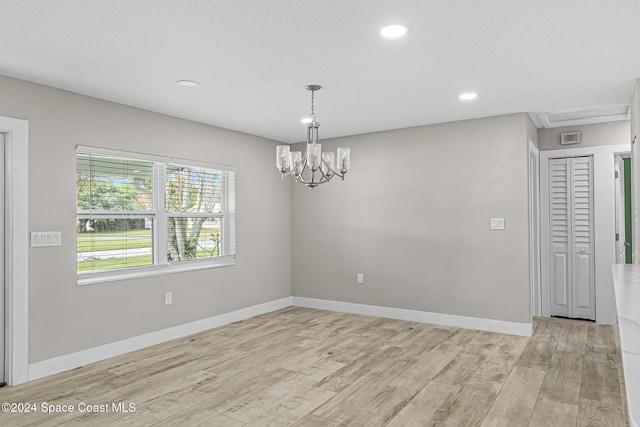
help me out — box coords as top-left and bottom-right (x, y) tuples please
(77, 256), (236, 286)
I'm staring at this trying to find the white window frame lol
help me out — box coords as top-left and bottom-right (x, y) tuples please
(77, 146), (236, 286)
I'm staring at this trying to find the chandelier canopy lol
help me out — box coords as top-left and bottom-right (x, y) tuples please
(276, 85), (350, 188)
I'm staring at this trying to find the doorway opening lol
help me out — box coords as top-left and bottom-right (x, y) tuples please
(614, 153), (632, 264)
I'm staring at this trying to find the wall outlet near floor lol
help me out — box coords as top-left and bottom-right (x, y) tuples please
(357, 273), (364, 284)
(164, 292), (173, 305)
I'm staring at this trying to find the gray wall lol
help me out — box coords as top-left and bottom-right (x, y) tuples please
(538, 121), (630, 151)
(292, 113), (532, 324)
(0, 76), (292, 363)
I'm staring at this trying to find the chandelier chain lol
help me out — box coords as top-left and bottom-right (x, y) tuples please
(310, 90), (315, 118)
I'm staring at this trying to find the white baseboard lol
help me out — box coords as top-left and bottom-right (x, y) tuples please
(292, 297), (533, 337)
(28, 297), (293, 382)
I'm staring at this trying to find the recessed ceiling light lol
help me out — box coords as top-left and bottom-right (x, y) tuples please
(176, 80), (200, 87)
(380, 24), (408, 38)
(459, 93), (478, 100)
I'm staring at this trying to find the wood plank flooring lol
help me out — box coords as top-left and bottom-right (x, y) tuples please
(0, 308), (628, 426)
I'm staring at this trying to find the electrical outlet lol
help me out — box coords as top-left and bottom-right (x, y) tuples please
(164, 292), (173, 305)
(357, 273), (364, 284)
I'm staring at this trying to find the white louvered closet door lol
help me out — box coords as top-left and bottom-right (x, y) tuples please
(549, 156), (595, 320)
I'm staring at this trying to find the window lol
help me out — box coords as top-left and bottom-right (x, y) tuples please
(77, 146), (235, 283)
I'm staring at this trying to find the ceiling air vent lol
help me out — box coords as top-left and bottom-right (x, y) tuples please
(560, 131), (581, 145)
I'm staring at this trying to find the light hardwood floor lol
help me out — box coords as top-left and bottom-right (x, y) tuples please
(0, 307), (629, 426)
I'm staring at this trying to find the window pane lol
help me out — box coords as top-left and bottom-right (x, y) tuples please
(165, 165), (222, 214)
(77, 154), (154, 211)
(77, 217), (154, 273)
(168, 217), (221, 261)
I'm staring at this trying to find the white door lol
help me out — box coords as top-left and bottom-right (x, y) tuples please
(549, 156), (595, 320)
(614, 155), (626, 263)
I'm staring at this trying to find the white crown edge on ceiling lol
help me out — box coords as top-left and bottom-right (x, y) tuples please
(531, 104), (630, 129)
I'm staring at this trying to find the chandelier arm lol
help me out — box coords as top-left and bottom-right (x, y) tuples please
(291, 158), (335, 187)
(319, 158), (333, 179)
(288, 153), (344, 186)
(291, 157), (309, 183)
(320, 161), (346, 179)
(293, 169), (332, 186)
(290, 149), (309, 182)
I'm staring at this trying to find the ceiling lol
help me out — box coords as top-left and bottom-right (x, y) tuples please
(1, 0), (639, 143)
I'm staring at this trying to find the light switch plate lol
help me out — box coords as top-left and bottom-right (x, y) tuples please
(490, 218), (505, 230)
(31, 231), (62, 247)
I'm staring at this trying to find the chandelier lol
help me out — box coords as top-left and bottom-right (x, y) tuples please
(276, 85), (350, 188)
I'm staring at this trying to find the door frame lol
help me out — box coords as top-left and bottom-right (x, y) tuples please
(528, 141), (541, 318)
(614, 154), (631, 263)
(0, 133), (5, 384)
(0, 116), (28, 386)
(540, 143), (628, 324)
